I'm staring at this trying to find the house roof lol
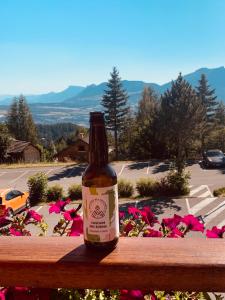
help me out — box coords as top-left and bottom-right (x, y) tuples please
(79, 136), (89, 144)
(7, 139), (33, 154)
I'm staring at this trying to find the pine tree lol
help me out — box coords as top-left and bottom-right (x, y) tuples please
(135, 87), (159, 159)
(118, 108), (137, 159)
(101, 67), (129, 160)
(0, 124), (10, 163)
(196, 74), (218, 149)
(6, 95), (38, 144)
(6, 97), (19, 138)
(137, 87), (158, 122)
(215, 101), (225, 126)
(160, 74), (204, 174)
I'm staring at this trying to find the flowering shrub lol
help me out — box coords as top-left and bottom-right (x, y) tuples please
(0, 200), (223, 299)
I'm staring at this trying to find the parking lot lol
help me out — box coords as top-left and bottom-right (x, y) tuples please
(1, 160), (225, 192)
(2, 161), (225, 232)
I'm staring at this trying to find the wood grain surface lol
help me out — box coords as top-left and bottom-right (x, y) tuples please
(0, 236), (225, 291)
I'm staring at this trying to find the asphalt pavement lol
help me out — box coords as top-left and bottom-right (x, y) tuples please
(1, 160), (225, 191)
(2, 161), (225, 233)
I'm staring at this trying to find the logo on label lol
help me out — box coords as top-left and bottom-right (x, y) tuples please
(89, 199), (107, 219)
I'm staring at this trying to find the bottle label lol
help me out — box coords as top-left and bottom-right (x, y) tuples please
(82, 184), (119, 243)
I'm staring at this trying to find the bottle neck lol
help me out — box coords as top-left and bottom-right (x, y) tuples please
(89, 123), (108, 166)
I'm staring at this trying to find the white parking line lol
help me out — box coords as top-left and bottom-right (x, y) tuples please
(45, 169), (53, 176)
(146, 162), (150, 174)
(9, 171), (29, 184)
(189, 185), (207, 197)
(186, 198), (191, 214)
(189, 197), (217, 215)
(217, 219), (225, 228)
(118, 164), (126, 176)
(204, 200), (225, 225)
(35, 206), (43, 213)
(198, 190), (212, 198)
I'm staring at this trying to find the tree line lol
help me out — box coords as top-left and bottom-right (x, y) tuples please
(0, 67), (224, 171)
(0, 95), (86, 162)
(101, 67), (224, 174)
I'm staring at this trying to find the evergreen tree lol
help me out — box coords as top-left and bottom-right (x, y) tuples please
(118, 109), (137, 159)
(137, 87), (158, 122)
(6, 95), (38, 144)
(160, 74), (204, 174)
(0, 124), (10, 163)
(196, 74), (218, 149)
(101, 67), (129, 160)
(215, 101), (225, 126)
(6, 97), (19, 138)
(135, 87), (159, 159)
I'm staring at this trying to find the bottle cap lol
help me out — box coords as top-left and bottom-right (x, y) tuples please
(90, 112), (104, 124)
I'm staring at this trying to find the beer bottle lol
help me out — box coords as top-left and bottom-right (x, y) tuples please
(82, 112), (119, 249)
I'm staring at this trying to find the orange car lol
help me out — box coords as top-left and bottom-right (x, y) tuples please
(0, 189), (30, 217)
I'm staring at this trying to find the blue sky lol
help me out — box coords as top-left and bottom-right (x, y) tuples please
(1, 0), (225, 94)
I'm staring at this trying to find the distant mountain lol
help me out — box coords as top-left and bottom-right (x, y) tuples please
(0, 66), (225, 125)
(62, 66), (225, 107)
(63, 80), (160, 107)
(161, 66), (225, 100)
(0, 85), (85, 105)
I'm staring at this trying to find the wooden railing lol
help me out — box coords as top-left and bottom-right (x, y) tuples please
(1, 236), (225, 291)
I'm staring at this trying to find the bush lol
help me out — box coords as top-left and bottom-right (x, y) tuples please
(47, 184), (64, 202)
(158, 170), (190, 196)
(213, 187), (225, 197)
(118, 179), (134, 198)
(27, 172), (48, 205)
(68, 184), (82, 200)
(136, 178), (157, 197)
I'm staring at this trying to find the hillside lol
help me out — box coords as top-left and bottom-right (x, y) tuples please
(0, 66), (225, 125)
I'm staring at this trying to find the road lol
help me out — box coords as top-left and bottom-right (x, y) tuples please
(1, 161), (225, 233)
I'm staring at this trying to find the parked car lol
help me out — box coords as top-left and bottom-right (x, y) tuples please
(202, 149), (225, 168)
(0, 189), (30, 217)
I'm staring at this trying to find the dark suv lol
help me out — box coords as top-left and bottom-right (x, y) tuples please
(202, 149), (225, 168)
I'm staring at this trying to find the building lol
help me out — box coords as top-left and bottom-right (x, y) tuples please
(56, 135), (89, 162)
(6, 140), (41, 163)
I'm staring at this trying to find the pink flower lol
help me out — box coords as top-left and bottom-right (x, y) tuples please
(24, 210), (42, 224)
(123, 220), (135, 235)
(182, 215), (204, 232)
(128, 207), (141, 219)
(69, 215), (83, 236)
(167, 227), (184, 238)
(140, 207), (158, 227)
(162, 214), (182, 230)
(9, 227), (23, 236)
(143, 229), (162, 237)
(119, 211), (125, 219)
(0, 288), (7, 300)
(63, 208), (80, 221)
(206, 226), (225, 238)
(0, 206), (8, 227)
(49, 199), (70, 214)
(120, 290), (145, 300)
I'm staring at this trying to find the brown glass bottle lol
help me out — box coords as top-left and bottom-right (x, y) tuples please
(82, 112), (119, 250)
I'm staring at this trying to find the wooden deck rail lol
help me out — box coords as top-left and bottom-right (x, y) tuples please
(1, 236), (225, 292)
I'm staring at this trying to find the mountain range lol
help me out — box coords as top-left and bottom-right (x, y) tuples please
(0, 66), (225, 125)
